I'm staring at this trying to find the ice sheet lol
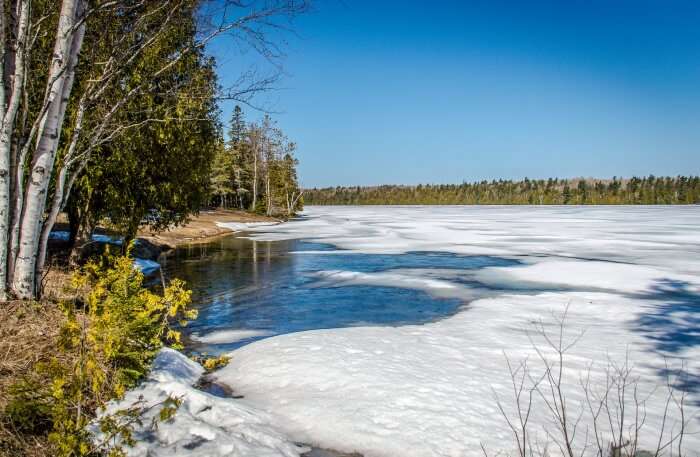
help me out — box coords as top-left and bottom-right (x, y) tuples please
(217, 292), (700, 456)
(211, 206), (700, 456)
(216, 221), (281, 232)
(191, 329), (274, 344)
(238, 206), (700, 274)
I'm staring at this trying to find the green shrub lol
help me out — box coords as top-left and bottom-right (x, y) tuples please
(192, 354), (231, 373)
(5, 250), (197, 456)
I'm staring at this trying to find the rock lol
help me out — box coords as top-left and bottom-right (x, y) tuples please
(132, 238), (165, 260)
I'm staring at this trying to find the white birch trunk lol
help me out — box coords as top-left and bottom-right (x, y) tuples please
(293, 191), (303, 212)
(9, 94), (58, 283)
(12, 0), (82, 298)
(252, 140), (258, 211)
(235, 168), (243, 209)
(34, 12), (87, 285)
(265, 161), (271, 216)
(287, 190), (302, 217)
(0, 1), (6, 121)
(0, 0), (29, 297)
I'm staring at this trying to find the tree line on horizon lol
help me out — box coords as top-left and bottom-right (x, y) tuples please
(304, 176), (700, 205)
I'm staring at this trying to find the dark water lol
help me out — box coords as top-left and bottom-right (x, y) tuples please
(161, 234), (519, 354)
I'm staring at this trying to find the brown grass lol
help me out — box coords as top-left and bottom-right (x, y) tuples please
(0, 209), (276, 456)
(0, 300), (66, 456)
(40, 268), (80, 303)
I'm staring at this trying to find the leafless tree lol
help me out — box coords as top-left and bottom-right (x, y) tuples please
(487, 307), (695, 457)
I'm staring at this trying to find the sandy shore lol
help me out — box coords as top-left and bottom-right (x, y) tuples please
(137, 209), (280, 249)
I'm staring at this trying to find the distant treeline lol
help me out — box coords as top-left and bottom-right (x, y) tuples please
(304, 176), (700, 205)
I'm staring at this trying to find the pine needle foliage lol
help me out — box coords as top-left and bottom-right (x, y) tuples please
(5, 250), (196, 456)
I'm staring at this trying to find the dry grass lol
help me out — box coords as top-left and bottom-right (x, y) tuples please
(0, 300), (66, 456)
(0, 209), (274, 456)
(40, 268), (81, 303)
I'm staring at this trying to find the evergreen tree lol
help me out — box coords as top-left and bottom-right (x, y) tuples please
(303, 177), (700, 206)
(229, 105), (246, 145)
(210, 144), (236, 208)
(208, 109), (302, 217)
(66, 4), (220, 249)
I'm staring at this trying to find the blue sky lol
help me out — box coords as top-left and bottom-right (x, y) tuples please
(210, 0), (700, 187)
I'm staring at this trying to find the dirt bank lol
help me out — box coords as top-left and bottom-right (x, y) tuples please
(138, 209), (280, 249)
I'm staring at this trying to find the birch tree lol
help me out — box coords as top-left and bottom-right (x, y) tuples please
(1, 0), (34, 299)
(248, 122), (263, 211)
(282, 149), (303, 216)
(0, 0), (309, 299)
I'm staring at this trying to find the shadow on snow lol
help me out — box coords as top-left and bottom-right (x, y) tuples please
(633, 278), (700, 394)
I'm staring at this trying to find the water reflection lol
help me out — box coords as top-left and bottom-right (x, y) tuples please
(162, 235), (519, 354)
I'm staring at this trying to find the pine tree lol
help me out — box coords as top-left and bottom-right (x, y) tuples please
(227, 106), (255, 209)
(229, 105), (246, 145)
(210, 110), (303, 216)
(210, 144), (236, 208)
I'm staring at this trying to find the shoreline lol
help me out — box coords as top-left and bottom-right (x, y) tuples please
(43, 209), (279, 300)
(137, 209), (281, 251)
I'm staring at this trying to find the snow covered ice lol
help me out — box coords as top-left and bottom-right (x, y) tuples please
(213, 206), (700, 456)
(130, 206), (700, 456)
(216, 221), (281, 232)
(191, 329), (275, 344)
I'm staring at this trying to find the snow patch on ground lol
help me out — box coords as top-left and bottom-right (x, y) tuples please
(48, 231), (124, 245)
(92, 233), (124, 245)
(49, 230), (70, 241)
(96, 348), (308, 457)
(132, 258), (161, 275)
(49, 230), (159, 275)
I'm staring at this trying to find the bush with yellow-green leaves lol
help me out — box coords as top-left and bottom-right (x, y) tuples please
(4, 251), (196, 456)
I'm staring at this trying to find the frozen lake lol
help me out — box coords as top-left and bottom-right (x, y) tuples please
(164, 238), (521, 352)
(163, 206), (700, 456)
